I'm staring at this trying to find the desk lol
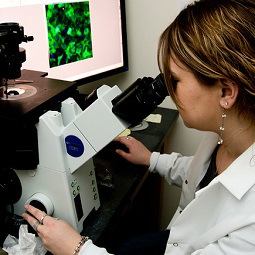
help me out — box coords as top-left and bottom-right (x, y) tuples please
(82, 107), (179, 245)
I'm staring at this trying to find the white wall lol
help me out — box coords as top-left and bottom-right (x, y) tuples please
(79, 0), (204, 229)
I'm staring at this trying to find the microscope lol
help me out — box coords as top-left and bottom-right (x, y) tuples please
(0, 22), (33, 96)
(0, 22), (168, 244)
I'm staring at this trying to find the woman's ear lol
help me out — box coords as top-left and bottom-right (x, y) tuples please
(219, 78), (239, 109)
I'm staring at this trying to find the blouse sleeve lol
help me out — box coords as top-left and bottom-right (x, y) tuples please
(149, 151), (193, 187)
(79, 240), (113, 255)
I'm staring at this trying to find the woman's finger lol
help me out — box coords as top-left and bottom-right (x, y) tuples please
(24, 204), (45, 220)
(22, 210), (42, 233)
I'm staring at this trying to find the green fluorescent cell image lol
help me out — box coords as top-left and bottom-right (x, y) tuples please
(46, 1), (93, 68)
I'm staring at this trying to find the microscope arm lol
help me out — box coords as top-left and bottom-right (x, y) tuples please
(37, 85), (129, 174)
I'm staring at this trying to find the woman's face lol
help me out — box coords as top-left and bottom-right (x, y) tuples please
(169, 55), (221, 132)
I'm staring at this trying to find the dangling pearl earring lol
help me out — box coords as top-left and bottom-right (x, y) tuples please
(218, 102), (228, 145)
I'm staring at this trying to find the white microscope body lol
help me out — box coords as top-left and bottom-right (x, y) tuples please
(12, 85), (129, 232)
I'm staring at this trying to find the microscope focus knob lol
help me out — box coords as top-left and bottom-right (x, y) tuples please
(25, 193), (54, 216)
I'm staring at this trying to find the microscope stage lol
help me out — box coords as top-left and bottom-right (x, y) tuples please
(0, 69), (76, 123)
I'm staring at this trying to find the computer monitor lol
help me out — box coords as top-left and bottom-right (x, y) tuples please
(0, 0), (128, 83)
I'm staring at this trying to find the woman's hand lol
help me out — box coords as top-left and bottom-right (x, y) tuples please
(114, 136), (152, 167)
(22, 204), (82, 255)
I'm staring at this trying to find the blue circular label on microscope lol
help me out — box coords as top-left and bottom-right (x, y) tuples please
(65, 135), (84, 157)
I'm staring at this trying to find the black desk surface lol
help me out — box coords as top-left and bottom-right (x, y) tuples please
(81, 107), (179, 242)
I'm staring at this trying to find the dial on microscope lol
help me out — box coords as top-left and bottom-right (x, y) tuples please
(25, 193), (54, 216)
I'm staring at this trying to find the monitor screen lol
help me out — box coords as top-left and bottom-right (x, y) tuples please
(0, 0), (128, 83)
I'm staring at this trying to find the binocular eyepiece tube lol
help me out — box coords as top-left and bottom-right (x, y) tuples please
(112, 74), (168, 125)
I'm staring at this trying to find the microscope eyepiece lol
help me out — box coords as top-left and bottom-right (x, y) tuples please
(112, 74), (169, 125)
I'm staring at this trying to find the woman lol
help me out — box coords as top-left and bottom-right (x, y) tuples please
(23, 0), (255, 254)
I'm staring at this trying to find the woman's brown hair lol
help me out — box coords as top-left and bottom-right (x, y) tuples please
(158, 0), (255, 119)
